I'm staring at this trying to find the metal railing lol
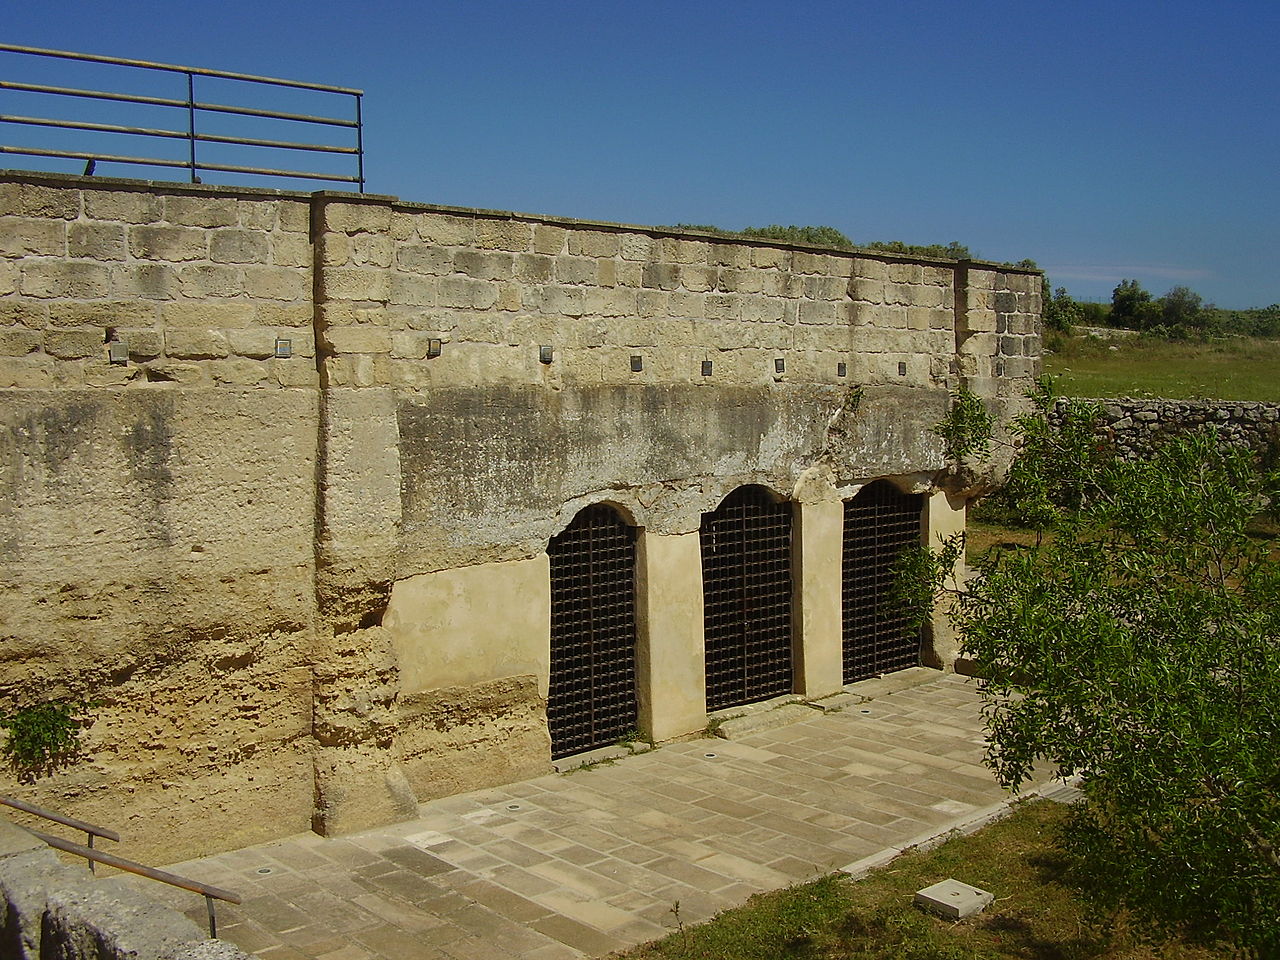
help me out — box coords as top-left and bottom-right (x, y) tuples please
(0, 43), (363, 190)
(1, 795), (239, 938)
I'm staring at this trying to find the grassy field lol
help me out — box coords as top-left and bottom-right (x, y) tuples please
(1042, 333), (1280, 402)
(615, 800), (1231, 960)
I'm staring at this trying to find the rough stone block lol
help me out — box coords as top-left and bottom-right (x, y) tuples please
(539, 285), (585, 318)
(453, 249), (514, 281)
(42, 883), (205, 960)
(324, 267), (391, 303)
(680, 265), (716, 293)
(0, 182), (79, 219)
(161, 301), (255, 329)
(389, 273), (437, 307)
(118, 329), (164, 359)
(128, 225), (207, 262)
(44, 330), (104, 359)
(0, 328), (42, 356)
(166, 329), (230, 359)
(166, 195), (238, 227)
(567, 230), (619, 258)
(173, 941), (253, 960)
(792, 251), (830, 275)
(554, 256), (596, 285)
(914, 878), (994, 919)
(20, 261), (112, 299)
(111, 263), (180, 300)
(641, 262), (680, 291)
(0, 840), (87, 960)
(437, 276), (497, 310)
(179, 264), (241, 299)
(244, 266), (309, 301)
(350, 233), (395, 268)
(619, 233), (653, 261)
(209, 229), (269, 265)
(396, 244), (452, 276)
(210, 357), (269, 386)
(0, 299), (48, 328)
(277, 201), (310, 233)
(269, 231), (312, 269)
(514, 253), (553, 282)
(0, 355), (55, 387)
(325, 202), (391, 235)
(476, 219), (533, 252)
(67, 221), (127, 261)
(532, 223), (566, 255)
(83, 190), (164, 224)
(322, 326), (392, 354)
(227, 328), (280, 359)
(0, 217), (66, 257)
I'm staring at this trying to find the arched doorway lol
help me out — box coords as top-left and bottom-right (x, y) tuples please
(842, 480), (923, 683)
(547, 504), (639, 759)
(700, 485), (794, 711)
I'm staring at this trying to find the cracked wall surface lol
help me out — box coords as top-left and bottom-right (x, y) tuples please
(0, 172), (1041, 859)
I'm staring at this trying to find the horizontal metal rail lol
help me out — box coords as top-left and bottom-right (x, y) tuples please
(0, 43), (359, 94)
(4, 115), (360, 153)
(0, 81), (360, 127)
(29, 828), (239, 937)
(0, 43), (364, 189)
(0, 794), (119, 843)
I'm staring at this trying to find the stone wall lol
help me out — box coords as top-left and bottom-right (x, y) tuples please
(1, 170), (1042, 860)
(1054, 397), (1280, 458)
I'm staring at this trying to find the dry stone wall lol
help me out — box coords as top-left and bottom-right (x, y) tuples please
(1052, 397), (1280, 458)
(1, 171), (1042, 859)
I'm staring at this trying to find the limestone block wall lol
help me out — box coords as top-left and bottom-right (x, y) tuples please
(0, 171), (1042, 859)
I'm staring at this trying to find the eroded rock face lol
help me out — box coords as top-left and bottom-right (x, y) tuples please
(0, 174), (1042, 860)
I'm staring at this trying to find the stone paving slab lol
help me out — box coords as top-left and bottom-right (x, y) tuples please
(110, 672), (1051, 960)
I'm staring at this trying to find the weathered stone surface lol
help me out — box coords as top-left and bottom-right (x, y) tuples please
(42, 884), (204, 960)
(0, 172), (1042, 864)
(0, 841), (86, 960)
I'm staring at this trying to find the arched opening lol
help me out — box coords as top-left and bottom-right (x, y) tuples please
(700, 485), (794, 711)
(548, 504), (639, 759)
(842, 480), (924, 683)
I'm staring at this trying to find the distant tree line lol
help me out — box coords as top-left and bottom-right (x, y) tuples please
(1043, 277), (1279, 340)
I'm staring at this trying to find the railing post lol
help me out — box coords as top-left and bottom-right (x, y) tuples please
(186, 71), (197, 182)
(206, 895), (217, 938)
(87, 832), (95, 874)
(355, 93), (364, 193)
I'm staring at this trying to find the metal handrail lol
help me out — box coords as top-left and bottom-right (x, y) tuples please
(0, 43), (363, 190)
(0, 794), (119, 873)
(28, 828), (239, 938)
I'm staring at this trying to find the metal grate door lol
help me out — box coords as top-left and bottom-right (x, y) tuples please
(700, 486), (794, 711)
(842, 480), (924, 683)
(547, 504), (639, 760)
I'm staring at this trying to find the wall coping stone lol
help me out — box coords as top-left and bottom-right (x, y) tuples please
(2, 170), (1042, 275)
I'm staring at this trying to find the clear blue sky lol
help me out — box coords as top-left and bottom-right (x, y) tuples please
(4, 0), (1278, 308)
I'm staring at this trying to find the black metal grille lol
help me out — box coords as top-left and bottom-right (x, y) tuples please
(547, 504), (638, 760)
(700, 486), (794, 711)
(842, 480), (924, 683)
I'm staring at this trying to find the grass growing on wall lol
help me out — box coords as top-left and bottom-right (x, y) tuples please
(1043, 333), (1280, 402)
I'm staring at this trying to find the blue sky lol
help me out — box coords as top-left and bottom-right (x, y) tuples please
(4, 0), (1277, 308)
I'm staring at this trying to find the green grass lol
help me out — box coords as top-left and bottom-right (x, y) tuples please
(615, 801), (1235, 960)
(1043, 333), (1280, 402)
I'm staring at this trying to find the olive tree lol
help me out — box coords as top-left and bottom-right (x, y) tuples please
(910, 384), (1280, 953)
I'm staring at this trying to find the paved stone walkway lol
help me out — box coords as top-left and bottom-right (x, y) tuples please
(120, 670), (1048, 960)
